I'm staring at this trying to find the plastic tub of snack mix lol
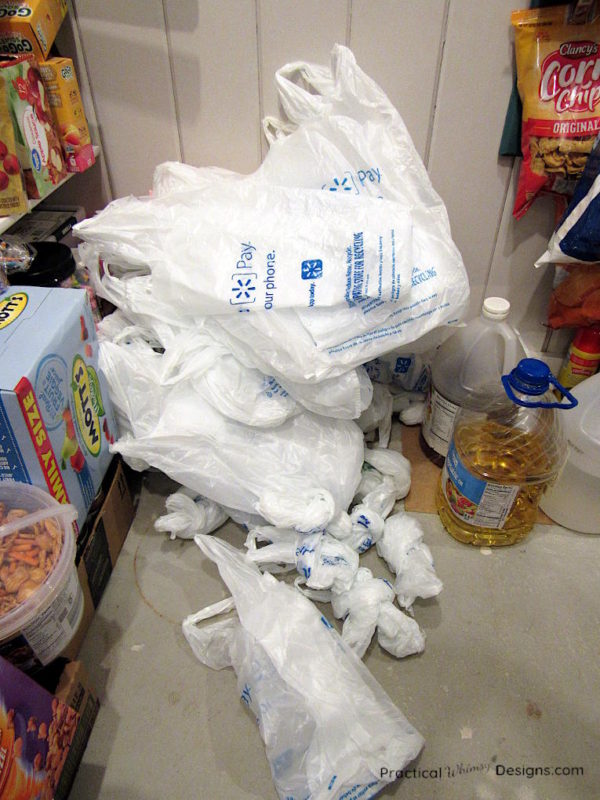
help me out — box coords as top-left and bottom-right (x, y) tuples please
(0, 483), (82, 673)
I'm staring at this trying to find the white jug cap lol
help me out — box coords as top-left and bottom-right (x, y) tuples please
(482, 297), (510, 320)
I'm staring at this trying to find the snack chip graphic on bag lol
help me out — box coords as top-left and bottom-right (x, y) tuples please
(512, 6), (600, 218)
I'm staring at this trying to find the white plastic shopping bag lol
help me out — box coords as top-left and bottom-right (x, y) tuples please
(183, 535), (424, 800)
(99, 334), (364, 522)
(75, 179), (416, 317)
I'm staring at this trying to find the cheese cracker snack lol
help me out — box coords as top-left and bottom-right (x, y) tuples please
(512, 6), (600, 218)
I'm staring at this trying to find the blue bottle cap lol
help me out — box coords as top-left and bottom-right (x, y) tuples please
(502, 358), (578, 409)
(508, 358), (551, 396)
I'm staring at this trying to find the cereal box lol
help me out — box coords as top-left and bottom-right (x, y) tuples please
(0, 0), (67, 62)
(39, 57), (95, 173)
(512, 6), (600, 218)
(0, 54), (68, 199)
(0, 57), (27, 215)
(0, 286), (117, 528)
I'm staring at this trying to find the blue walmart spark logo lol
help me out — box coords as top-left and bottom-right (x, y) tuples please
(324, 175), (353, 192)
(301, 259), (323, 280)
(230, 273), (257, 305)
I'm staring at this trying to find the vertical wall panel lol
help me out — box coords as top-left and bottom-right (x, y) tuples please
(166, 0), (261, 174)
(428, 0), (527, 318)
(72, 0), (180, 198)
(258, 0), (348, 158)
(350, 0), (447, 160)
(53, 5), (112, 215)
(485, 163), (557, 357)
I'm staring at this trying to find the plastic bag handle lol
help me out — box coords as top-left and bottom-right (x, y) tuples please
(183, 595), (236, 627)
(501, 375), (579, 409)
(274, 61), (333, 124)
(261, 116), (297, 145)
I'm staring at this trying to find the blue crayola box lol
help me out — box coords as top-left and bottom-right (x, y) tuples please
(0, 286), (116, 529)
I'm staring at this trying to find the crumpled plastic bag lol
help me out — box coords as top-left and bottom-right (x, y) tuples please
(363, 445), (412, 501)
(352, 449), (411, 521)
(357, 382), (394, 448)
(154, 487), (228, 539)
(330, 568), (425, 659)
(376, 513), (443, 609)
(364, 351), (430, 393)
(346, 504), (385, 553)
(183, 534), (424, 800)
(99, 334), (365, 525)
(87, 248), (375, 421)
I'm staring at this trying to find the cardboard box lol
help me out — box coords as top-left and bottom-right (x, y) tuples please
(0, 0), (67, 62)
(39, 57), (95, 173)
(0, 285), (117, 528)
(0, 54), (68, 200)
(0, 656), (98, 799)
(62, 457), (135, 659)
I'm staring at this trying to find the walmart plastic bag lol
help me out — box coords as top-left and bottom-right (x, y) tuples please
(75, 179), (415, 317)
(160, 328), (301, 428)
(77, 44), (468, 385)
(183, 534), (424, 800)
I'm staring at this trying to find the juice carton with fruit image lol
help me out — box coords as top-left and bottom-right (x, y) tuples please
(0, 53), (67, 199)
(0, 286), (117, 529)
(0, 0), (68, 63)
(38, 58), (94, 173)
(0, 61), (27, 215)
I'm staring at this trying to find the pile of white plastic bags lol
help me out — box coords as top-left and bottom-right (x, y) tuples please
(75, 45), (469, 800)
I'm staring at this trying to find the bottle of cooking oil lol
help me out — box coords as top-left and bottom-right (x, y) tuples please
(436, 358), (578, 546)
(421, 297), (526, 466)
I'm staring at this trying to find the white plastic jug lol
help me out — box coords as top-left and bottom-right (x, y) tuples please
(540, 372), (600, 533)
(421, 297), (526, 462)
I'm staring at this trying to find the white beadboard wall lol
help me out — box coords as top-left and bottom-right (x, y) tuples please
(67, 0), (565, 357)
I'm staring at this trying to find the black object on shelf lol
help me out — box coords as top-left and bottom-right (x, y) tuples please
(7, 240), (76, 287)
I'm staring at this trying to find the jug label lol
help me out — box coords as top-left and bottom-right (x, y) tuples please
(422, 387), (459, 456)
(442, 440), (519, 529)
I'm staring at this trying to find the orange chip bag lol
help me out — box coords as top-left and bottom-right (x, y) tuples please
(512, 6), (600, 219)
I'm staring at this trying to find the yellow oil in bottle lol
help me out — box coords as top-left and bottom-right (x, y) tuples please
(436, 419), (556, 546)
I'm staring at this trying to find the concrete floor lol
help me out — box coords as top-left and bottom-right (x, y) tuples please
(70, 470), (600, 800)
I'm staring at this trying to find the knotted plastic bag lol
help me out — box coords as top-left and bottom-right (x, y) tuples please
(154, 487), (228, 540)
(246, 527), (359, 593)
(376, 513), (443, 609)
(330, 568), (425, 659)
